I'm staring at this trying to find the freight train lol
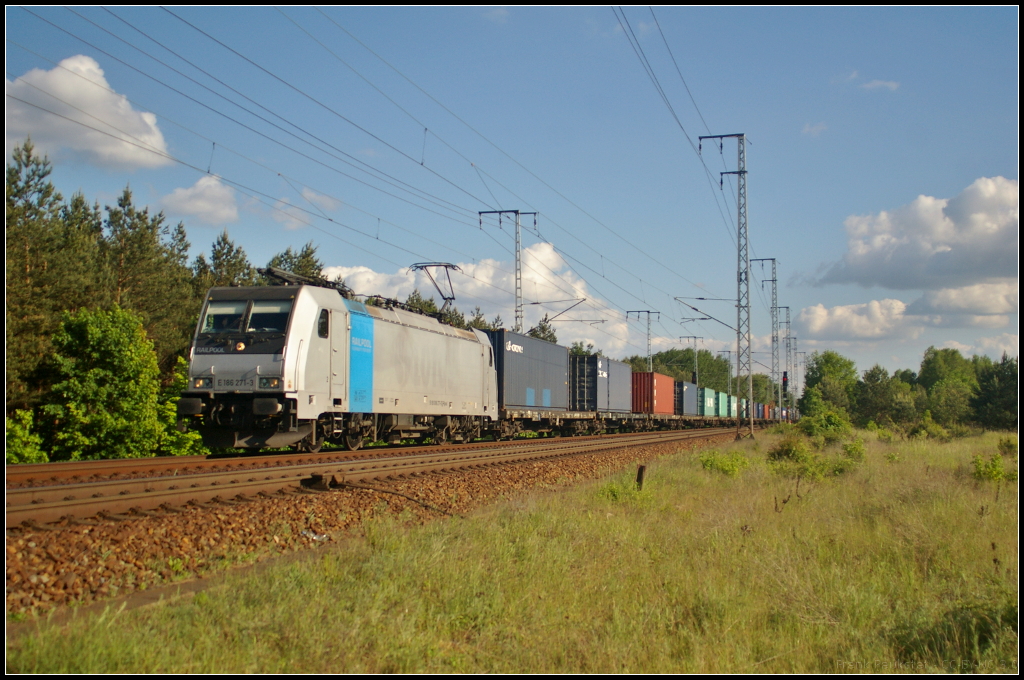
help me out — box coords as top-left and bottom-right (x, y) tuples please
(177, 272), (779, 451)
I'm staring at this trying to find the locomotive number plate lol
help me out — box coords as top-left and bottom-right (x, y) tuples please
(216, 378), (255, 388)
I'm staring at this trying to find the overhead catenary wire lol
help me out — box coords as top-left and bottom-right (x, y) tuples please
(35, 8), (660, 337)
(319, 8), (730, 301)
(13, 8), (738, 357)
(7, 87), (649, 354)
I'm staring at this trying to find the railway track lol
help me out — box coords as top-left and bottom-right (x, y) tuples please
(6, 428), (735, 529)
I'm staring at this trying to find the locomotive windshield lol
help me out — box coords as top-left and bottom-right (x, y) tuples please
(201, 301), (247, 334)
(196, 297), (294, 354)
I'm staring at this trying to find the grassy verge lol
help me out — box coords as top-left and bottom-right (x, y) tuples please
(7, 431), (1017, 673)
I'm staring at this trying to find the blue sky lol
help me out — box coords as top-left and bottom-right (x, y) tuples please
(6, 7), (1018, 393)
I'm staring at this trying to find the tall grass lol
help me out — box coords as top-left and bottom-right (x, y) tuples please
(7, 432), (1017, 673)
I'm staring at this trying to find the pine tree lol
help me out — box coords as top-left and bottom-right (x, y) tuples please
(103, 187), (197, 374)
(264, 241), (324, 279)
(193, 230), (256, 292)
(971, 354), (1018, 430)
(6, 140), (65, 410)
(527, 314), (558, 343)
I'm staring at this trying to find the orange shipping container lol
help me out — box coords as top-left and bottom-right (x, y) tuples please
(631, 372), (675, 415)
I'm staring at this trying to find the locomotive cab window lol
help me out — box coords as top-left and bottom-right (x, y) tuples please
(201, 300), (247, 334)
(196, 295), (293, 354)
(248, 300), (293, 333)
(317, 309), (329, 338)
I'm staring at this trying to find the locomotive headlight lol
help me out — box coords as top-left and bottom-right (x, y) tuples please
(259, 377), (281, 389)
(193, 377), (213, 389)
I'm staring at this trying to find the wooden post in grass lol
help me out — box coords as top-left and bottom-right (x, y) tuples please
(635, 465), (647, 491)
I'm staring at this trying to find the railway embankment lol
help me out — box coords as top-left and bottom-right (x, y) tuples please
(7, 430), (1017, 673)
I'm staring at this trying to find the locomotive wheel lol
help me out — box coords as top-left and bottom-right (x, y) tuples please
(433, 428), (449, 446)
(343, 433), (363, 451)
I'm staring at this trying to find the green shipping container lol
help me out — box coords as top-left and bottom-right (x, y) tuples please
(698, 388), (716, 416)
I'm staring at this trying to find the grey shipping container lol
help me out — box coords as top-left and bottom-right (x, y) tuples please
(570, 355), (632, 412)
(674, 381), (698, 416)
(485, 330), (568, 411)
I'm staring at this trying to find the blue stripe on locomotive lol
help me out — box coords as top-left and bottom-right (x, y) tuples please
(345, 300), (375, 412)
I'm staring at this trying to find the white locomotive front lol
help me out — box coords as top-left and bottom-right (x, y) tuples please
(177, 277), (498, 450)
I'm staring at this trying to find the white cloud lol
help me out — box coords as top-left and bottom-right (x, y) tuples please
(802, 122), (827, 137)
(301, 187), (341, 213)
(861, 79), (899, 91)
(6, 55), (170, 169)
(161, 175), (237, 225)
(323, 243), (646, 357)
(975, 333), (1019, 358)
(906, 280), (1018, 316)
(798, 287), (1015, 344)
(798, 299), (915, 341)
(819, 177), (1019, 291)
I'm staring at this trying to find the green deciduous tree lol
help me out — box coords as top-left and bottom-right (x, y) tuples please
(6, 410), (48, 464)
(157, 357), (209, 456)
(803, 351), (857, 416)
(917, 346), (978, 392)
(854, 365), (918, 427)
(41, 307), (164, 461)
(929, 378), (975, 426)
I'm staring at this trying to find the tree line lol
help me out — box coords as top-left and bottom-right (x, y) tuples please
(5, 142), (597, 462)
(7, 141), (1015, 462)
(5, 141), (355, 462)
(798, 348), (1017, 434)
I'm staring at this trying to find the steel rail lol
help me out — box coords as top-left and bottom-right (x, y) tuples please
(6, 429), (734, 528)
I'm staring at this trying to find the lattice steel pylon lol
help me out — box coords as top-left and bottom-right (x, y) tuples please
(628, 310), (659, 371)
(479, 210), (536, 332)
(700, 133), (753, 437)
(753, 258), (779, 421)
(782, 306), (791, 418)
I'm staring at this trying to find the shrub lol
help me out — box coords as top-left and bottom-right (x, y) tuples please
(698, 450), (750, 477)
(156, 356), (209, 457)
(40, 307), (163, 460)
(842, 437), (865, 461)
(908, 410), (950, 442)
(798, 409), (852, 445)
(971, 454), (1017, 483)
(767, 435), (812, 463)
(997, 435), (1017, 458)
(876, 428), (896, 444)
(6, 410), (48, 464)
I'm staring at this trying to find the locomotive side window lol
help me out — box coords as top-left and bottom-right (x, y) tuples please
(317, 309), (329, 338)
(247, 300), (293, 333)
(201, 301), (247, 334)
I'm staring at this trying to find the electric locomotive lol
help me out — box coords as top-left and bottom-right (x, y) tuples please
(177, 269), (498, 451)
